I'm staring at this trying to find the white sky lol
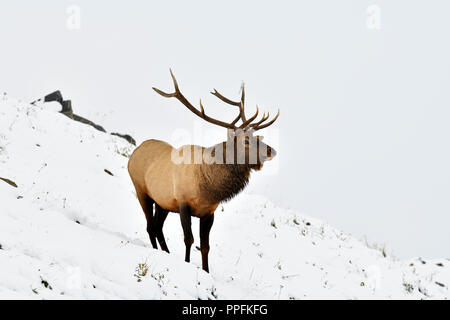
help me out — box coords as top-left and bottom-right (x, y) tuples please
(1, 0), (449, 259)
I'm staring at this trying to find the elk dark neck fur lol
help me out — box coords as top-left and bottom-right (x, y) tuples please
(197, 142), (253, 204)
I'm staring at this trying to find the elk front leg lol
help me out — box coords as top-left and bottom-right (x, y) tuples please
(200, 214), (214, 273)
(179, 205), (194, 263)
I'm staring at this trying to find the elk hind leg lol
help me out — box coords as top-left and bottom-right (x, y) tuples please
(154, 203), (170, 253)
(136, 191), (157, 249)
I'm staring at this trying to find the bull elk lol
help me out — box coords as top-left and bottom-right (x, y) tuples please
(128, 70), (280, 272)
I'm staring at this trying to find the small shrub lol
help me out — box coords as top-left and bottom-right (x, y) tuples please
(115, 145), (132, 158)
(364, 237), (388, 258)
(270, 219), (277, 229)
(151, 272), (165, 288)
(40, 277), (53, 290)
(210, 286), (218, 299)
(403, 282), (414, 294)
(134, 261), (149, 282)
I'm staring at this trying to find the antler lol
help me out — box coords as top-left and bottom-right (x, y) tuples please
(211, 84), (247, 123)
(153, 69), (279, 131)
(249, 109), (280, 131)
(153, 69), (239, 130)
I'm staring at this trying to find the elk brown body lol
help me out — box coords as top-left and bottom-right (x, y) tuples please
(129, 141), (225, 216)
(128, 70), (279, 272)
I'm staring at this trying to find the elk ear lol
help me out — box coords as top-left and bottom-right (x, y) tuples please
(227, 129), (235, 141)
(246, 128), (255, 136)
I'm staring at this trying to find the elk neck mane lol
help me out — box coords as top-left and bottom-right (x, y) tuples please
(196, 143), (253, 204)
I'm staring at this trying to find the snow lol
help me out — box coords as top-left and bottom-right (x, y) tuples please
(0, 95), (449, 300)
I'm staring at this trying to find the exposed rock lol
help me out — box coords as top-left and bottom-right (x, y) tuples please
(111, 133), (136, 146)
(32, 91), (134, 143)
(0, 177), (18, 188)
(44, 90), (63, 104)
(72, 113), (106, 133)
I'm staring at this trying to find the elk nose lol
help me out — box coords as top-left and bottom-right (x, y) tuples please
(271, 148), (277, 157)
(266, 147), (277, 160)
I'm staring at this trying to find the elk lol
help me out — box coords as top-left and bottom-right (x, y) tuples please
(128, 70), (280, 272)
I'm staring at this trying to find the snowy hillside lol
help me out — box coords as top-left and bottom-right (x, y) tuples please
(0, 95), (449, 300)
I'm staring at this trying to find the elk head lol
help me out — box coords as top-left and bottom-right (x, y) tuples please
(153, 69), (279, 169)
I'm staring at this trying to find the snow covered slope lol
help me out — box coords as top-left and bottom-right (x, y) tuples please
(0, 96), (449, 299)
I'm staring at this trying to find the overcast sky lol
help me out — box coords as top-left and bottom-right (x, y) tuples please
(1, 0), (449, 259)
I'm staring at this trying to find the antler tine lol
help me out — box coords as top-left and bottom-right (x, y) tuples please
(211, 89), (240, 106)
(240, 83), (245, 105)
(238, 101), (247, 124)
(239, 105), (259, 129)
(231, 114), (242, 126)
(240, 84), (246, 122)
(249, 112), (268, 128)
(252, 109), (280, 131)
(211, 83), (247, 123)
(152, 68), (179, 98)
(199, 99), (205, 116)
(153, 69), (238, 130)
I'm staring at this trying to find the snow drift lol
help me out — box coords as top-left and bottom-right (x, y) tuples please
(0, 95), (448, 299)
